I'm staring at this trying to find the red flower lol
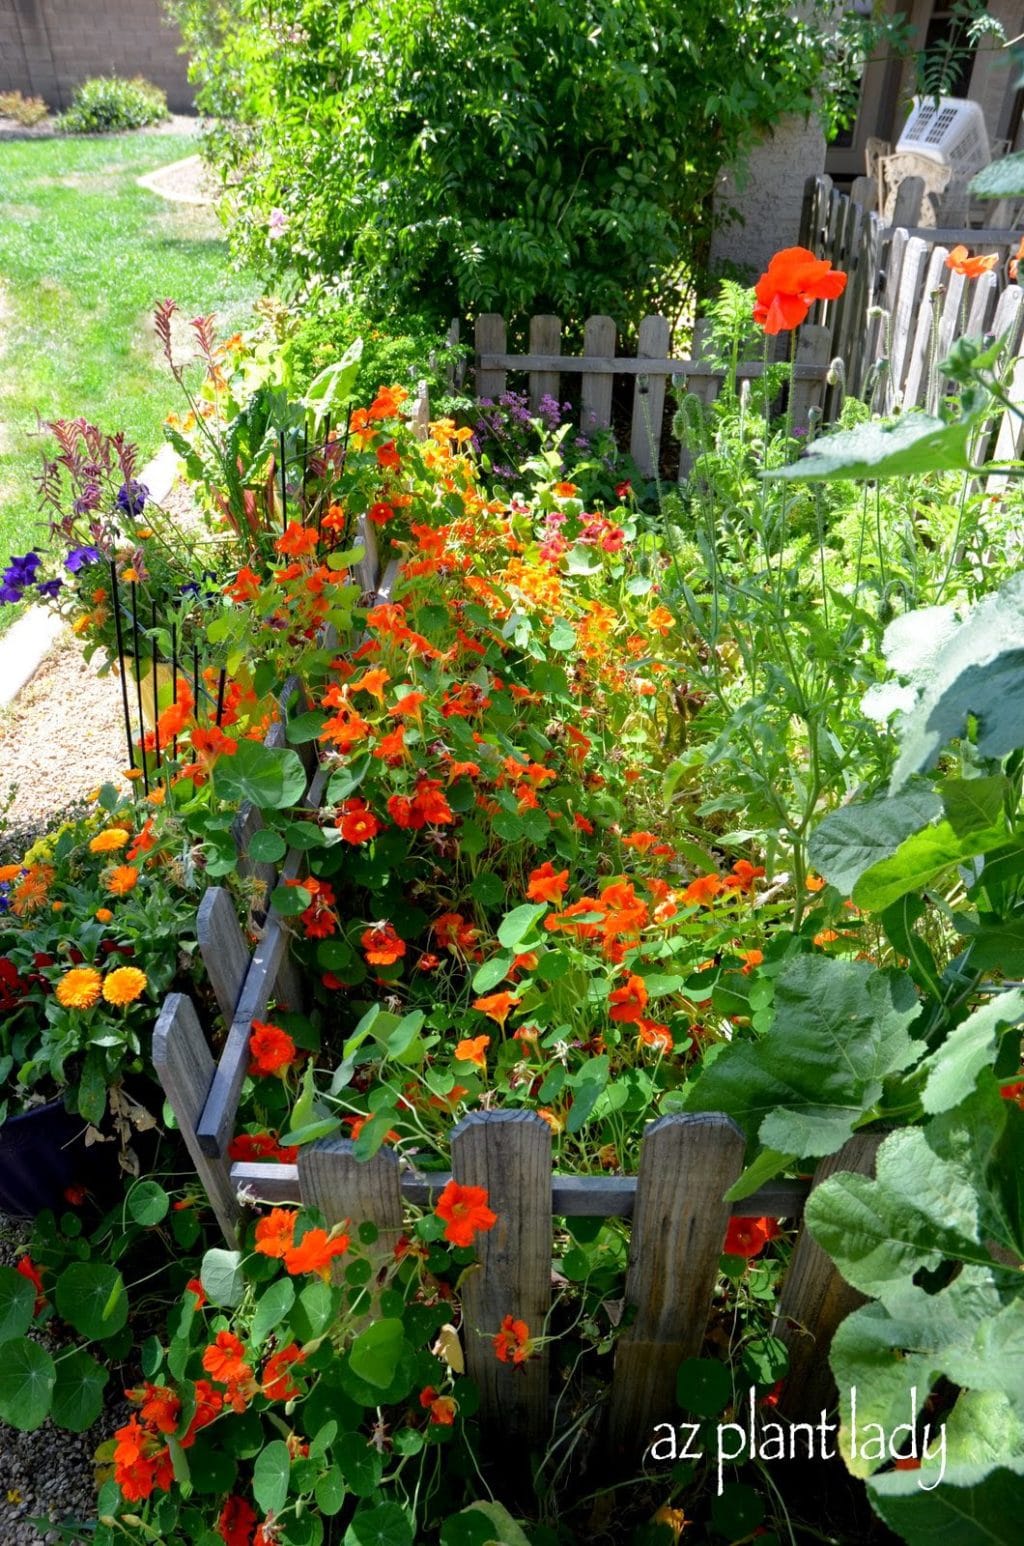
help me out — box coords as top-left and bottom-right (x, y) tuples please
(228, 1131), (299, 1164)
(723, 859), (765, 894)
(752, 247), (847, 335)
(284, 1226), (350, 1280)
(16, 1255), (45, 1314)
(185, 1277), (207, 1309)
(361, 922), (406, 965)
(261, 1342), (306, 1401)
(217, 1495), (258, 1546)
(493, 1314), (533, 1364)
(338, 798), (383, 844)
(113, 1415), (173, 1502)
(723, 1217), (778, 1259)
(248, 1020), (297, 1076)
(435, 1179), (497, 1247)
(376, 440), (401, 470)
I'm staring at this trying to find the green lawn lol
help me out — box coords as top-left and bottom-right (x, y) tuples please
(0, 130), (261, 582)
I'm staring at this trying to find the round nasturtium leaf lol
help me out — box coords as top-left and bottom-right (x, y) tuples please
(54, 1263), (128, 1342)
(0, 1265), (36, 1343)
(51, 1349), (109, 1432)
(0, 1337), (55, 1430)
(344, 1503), (414, 1546)
(675, 1357), (732, 1417)
(711, 1482), (766, 1539)
(128, 1179), (170, 1227)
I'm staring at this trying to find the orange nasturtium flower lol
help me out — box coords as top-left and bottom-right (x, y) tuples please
(284, 1226), (350, 1280)
(338, 798), (384, 844)
(101, 966), (148, 1006)
(753, 246), (847, 335)
(472, 990), (520, 1029)
(454, 1034), (490, 1068)
(419, 1386), (458, 1426)
(525, 861), (569, 903)
(946, 244), (999, 280)
(248, 1021), (297, 1076)
(55, 966), (103, 1010)
(680, 873), (722, 907)
(361, 922), (407, 965)
(723, 859), (765, 894)
(254, 1208), (297, 1259)
(493, 1314), (533, 1365)
(434, 1179), (497, 1247)
(261, 1343), (306, 1401)
(608, 973), (648, 1024)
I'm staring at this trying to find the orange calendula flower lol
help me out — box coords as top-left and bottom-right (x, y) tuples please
(493, 1315), (533, 1365)
(608, 973), (648, 1024)
(553, 481), (579, 498)
(454, 1034), (490, 1068)
(753, 246), (846, 334)
(89, 828), (131, 854)
(102, 966), (148, 1006)
(55, 966), (103, 1010)
(472, 990), (520, 1029)
(95, 907), (114, 923)
(254, 1208), (297, 1259)
(106, 865), (140, 896)
(946, 244), (999, 280)
(284, 1226), (350, 1280)
(525, 861), (569, 904)
(248, 1021), (297, 1076)
(434, 1179), (497, 1247)
(361, 922), (406, 965)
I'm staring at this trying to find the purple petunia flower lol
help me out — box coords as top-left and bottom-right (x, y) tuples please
(65, 545), (102, 574)
(3, 552), (42, 589)
(117, 481), (149, 517)
(0, 584), (23, 605)
(36, 578), (63, 599)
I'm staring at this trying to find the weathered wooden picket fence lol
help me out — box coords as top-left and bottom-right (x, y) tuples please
(462, 312), (834, 481)
(152, 466), (876, 1460)
(798, 172), (1024, 448)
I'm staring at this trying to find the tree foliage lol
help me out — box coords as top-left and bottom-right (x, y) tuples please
(178, 0), (854, 327)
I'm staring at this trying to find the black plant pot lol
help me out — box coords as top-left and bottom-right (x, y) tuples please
(0, 1100), (87, 1218)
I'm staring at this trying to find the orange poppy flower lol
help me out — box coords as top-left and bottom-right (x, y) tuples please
(434, 1179), (497, 1247)
(753, 246), (847, 334)
(946, 245), (999, 280)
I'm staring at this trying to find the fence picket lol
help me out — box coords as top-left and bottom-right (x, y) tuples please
(887, 236), (930, 410)
(934, 269), (967, 410)
(629, 314), (672, 478)
(676, 318), (716, 482)
(607, 1114), (744, 1457)
(901, 245), (949, 410)
(789, 325), (832, 432)
(528, 315), (562, 415)
(773, 1134), (881, 1425)
(580, 314), (617, 433)
(451, 1111), (552, 1449)
(152, 993), (241, 1242)
(475, 314), (508, 403)
(965, 269), (998, 339)
(298, 1138), (404, 1277)
(197, 887), (251, 1024)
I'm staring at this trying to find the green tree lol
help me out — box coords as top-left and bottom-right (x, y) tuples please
(179, 0), (857, 329)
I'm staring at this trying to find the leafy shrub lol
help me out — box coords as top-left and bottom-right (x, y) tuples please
(59, 75), (169, 135)
(180, 0), (869, 329)
(0, 90), (49, 126)
(279, 293), (463, 400)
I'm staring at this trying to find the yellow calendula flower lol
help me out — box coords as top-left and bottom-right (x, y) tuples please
(89, 829), (130, 854)
(56, 967), (103, 1010)
(102, 967), (148, 1006)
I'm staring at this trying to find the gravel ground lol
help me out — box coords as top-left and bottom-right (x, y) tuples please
(0, 1219), (118, 1545)
(0, 112), (204, 143)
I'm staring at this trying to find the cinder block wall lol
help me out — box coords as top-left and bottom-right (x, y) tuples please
(0, 0), (193, 113)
